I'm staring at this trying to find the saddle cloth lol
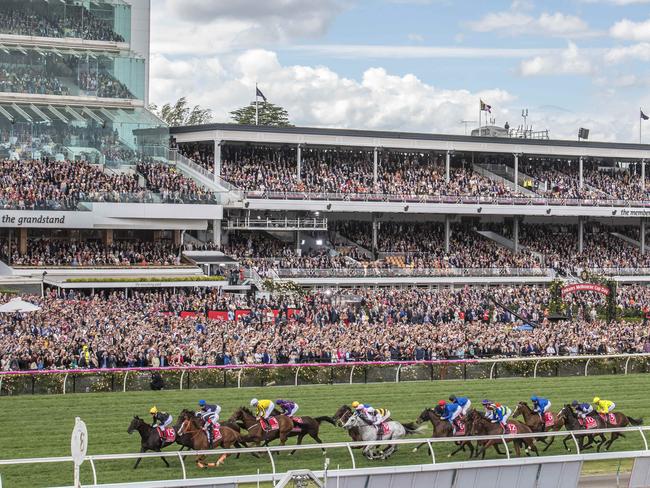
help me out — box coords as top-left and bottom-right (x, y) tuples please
(505, 423), (518, 434)
(578, 416), (598, 429)
(543, 412), (555, 428)
(260, 417), (280, 431)
(212, 423), (222, 442)
(290, 416), (303, 424)
(379, 423), (390, 436)
(599, 413), (617, 425)
(158, 427), (176, 443)
(453, 419), (466, 436)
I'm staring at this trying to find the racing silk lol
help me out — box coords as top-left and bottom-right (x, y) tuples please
(576, 403), (593, 416)
(276, 399), (297, 415)
(532, 398), (551, 413)
(594, 399), (615, 414)
(152, 411), (171, 427)
(441, 403), (462, 421)
(199, 404), (221, 423)
(493, 405), (511, 423)
(453, 397), (470, 408)
(255, 399), (274, 417)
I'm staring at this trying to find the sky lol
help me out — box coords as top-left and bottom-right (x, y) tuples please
(148, 0), (650, 142)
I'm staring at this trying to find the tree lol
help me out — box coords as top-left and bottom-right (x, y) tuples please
(230, 101), (292, 127)
(149, 97), (212, 127)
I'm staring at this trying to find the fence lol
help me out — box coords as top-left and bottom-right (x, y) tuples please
(274, 267), (553, 278)
(2, 353), (650, 396)
(1, 426), (649, 487)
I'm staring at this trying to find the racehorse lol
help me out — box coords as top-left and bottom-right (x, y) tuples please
(413, 408), (476, 458)
(177, 411), (245, 468)
(595, 410), (643, 451)
(332, 405), (361, 442)
(512, 402), (566, 451)
(270, 408), (336, 455)
(127, 416), (177, 469)
(342, 412), (425, 460)
(229, 407), (294, 450)
(465, 409), (538, 459)
(556, 405), (607, 452)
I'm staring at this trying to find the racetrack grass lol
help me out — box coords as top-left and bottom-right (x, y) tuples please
(0, 374), (649, 487)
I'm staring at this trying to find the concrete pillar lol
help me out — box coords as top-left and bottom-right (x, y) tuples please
(297, 144), (302, 182)
(642, 159), (646, 190)
(214, 140), (221, 179)
(578, 218), (584, 253)
(513, 153), (519, 191)
(579, 156), (584, 189)
(103, 229), (114, 246)
(173, 230), (181, 247)
(513, 218), (519, 254)
(153, 230), (162, 242)
(444, 216), (450, 253)
(212, 219), (222, 247)
(296, 230), (301, 256)
(445, 151), (451, 183)
(642, 219), (646, 255)
(373, 147), (378, 185)
(19, 227), (26, 255)
(372, 217), (378, 252)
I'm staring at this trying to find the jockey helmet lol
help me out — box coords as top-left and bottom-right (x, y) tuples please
(250, 398), (258, 407)
(449, 395), (457, 402)
(571, 400), (579, 407)
(149, 406), (158, 415)
(355, 404), (365, 411)
(482, 399), (491, 405)
(531, 395), (538, 402)
(198, 400), (206, 407)
(593, 397), (600, 404)
(438, 400), (446, 406)
(351, 401), (360, 408)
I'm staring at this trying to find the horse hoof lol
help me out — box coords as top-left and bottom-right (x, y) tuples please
(412, 448), (418, 453)
(447, 454), (452, 458)
(322, 451), (327, 456)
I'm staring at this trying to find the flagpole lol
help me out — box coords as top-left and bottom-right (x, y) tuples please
(478, 101), (481, 137)
(255, 83), (259, 126)
(641, 107), (643, 144)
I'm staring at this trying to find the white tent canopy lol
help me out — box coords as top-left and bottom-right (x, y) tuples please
(0, 297), (41, 313)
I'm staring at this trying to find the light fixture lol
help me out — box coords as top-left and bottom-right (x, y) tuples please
(316, 239), (323, 246)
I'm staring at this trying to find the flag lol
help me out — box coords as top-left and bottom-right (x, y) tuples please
(256, 86), (267, 102)
(642, 109), (649, 121)
(480, 99), (492, 113)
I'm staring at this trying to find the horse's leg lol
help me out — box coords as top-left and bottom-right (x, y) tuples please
(513, 441), (521, 458)
(290, 433), (306, 456)
(605, 433), (618, 451)
(154, 448), (170, 468)
(412, 441), (427, 453)
(542, 433), (555, 452)
(133, 447), (146, 469)
(308, 430), (327, 455)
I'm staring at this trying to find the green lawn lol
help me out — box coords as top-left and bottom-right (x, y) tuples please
(0, 374), (649, 487)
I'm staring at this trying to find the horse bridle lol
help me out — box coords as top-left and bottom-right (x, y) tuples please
(336, 408), (353, 427)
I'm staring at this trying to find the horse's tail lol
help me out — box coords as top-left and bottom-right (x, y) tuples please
(402, 422), (427, 435)
(315, 416), (337, 426)
(628, 416), (643, 426)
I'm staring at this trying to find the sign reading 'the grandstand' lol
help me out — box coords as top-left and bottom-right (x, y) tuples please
(0, 211), (92, 228)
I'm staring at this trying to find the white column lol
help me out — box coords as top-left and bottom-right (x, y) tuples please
(642, 159), (646, 190)
(444, 215), (450, 253)
(579, 156), (584, 189)
(642, 219), (646, 255)
(214, 140), (222, 179)
(212, 219), (222, 247)
(297, 144), (302, 182)
(513, 153), (519, 191)
(578, 218), (584, 253)
(373, 147), (378, 184)
(296, 230), (301, 256)
(513, 218), (519, 253)
(445, 151), (451, 183)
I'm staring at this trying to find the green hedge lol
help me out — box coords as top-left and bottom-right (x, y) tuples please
(65, 276), (226, 283)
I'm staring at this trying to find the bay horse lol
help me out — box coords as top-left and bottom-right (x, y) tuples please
(270, 408), (336, 455)
(127, 416), (176, 469)
(556, 405), (606, 452)
(512, 401), (566, 451)
(229, 407), (294, 449)
(466, 409), (538, 459)
(178, 411), (245, 468)
(595, 410), (643, 451)
(413, 408), (476, 458)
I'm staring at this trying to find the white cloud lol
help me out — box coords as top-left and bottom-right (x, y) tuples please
(407, 33), (425, 42)
(582, 0), (650, 4)
(605, 43), (650, 63)
(468, 11), (590, 37)
(519, 42), (593, 76)
(610, 18), (650, 41)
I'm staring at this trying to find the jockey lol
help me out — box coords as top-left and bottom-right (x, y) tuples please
(531, 396), (551, 420)
(483, 400), (511, 428)
(251, 398), (275, 420)
(369, 407), (391, 426)
(438, 400), (463, 433)
(149, 406), (172, 436)
(571, 400), (594, 419)
(276, 399), (299, 417)
(449, 395), (472, 415)
(593, 397), (616, 415)
(197, 400), (221, 445)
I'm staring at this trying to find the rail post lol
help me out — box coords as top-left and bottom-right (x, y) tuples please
(62, 373), (68, 395)
(88, 456), (98, 485)
(179, 370), (185, 391)
(237, 368), (244, 388)
(395, 364), (402, 383)
(294, 367), (301, 387)
(122, 371), (129, 393)
(639, 426), (649, 451)
(266, 447), (276, 482)
(490, 362), (497, 380)
(176, 451), (187, 479)
(584, 358), (591, 377)
(346, 443), (356, 470)
(625, 356), (632, 375)
(500, 436), (511, 459)
(426, 440), (436, 464)
(349, 365), (355, 385)
(533, 360), (541, 379)
(569, 432), (581, 454)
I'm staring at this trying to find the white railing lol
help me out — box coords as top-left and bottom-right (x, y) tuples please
(2, 426), (648, 487)
(226, 217), (328, 230)
(274, 267), (552, 278)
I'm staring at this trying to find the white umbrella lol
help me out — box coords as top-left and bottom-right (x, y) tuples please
(0, 297), (41, 313)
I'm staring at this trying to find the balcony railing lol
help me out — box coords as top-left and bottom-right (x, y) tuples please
(274, 267), (552, 278)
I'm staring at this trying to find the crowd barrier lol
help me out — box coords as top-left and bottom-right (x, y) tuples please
(1, 353), (650, 396)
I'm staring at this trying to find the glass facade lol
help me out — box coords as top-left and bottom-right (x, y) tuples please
(0, 0), (130, 43)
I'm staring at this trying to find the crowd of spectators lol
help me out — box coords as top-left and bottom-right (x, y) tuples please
(0, 66), (68, 96)
(0, 4), (124, 42)
(7, 239), (182, 267)
(2, 285), (650, 370)
(77, 72), (133, 99)
(136, 162), (217, 204)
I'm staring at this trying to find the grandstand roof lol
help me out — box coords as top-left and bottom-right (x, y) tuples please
(168, 123), (650, 156)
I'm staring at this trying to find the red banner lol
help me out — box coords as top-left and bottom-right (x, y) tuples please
(208, 311), (229, 321)
(235, 309), (251, 320)
(561, 283), (610, 296)
(180, 311), (198, 318)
